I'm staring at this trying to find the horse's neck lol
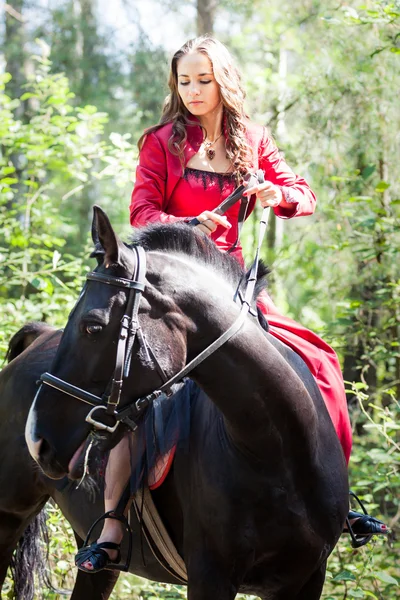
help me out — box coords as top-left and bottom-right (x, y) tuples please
(147, 254), (319, 462)
(190, 315), (319, 461)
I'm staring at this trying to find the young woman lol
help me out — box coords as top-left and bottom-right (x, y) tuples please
(75, 36), (387, 573)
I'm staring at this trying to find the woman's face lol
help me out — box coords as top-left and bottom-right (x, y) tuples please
(176, 52), (221, 120)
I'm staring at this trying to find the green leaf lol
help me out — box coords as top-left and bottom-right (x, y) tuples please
(375, 572), (398, 586)
(361, 165), (376, 179)
(2, 72), (12, 84)
(363, 591), (378, 599)
(0, 177), (18, 185)
(330, 175), (353, 182)
(20, 92), (37, 101)
(375, 181), (390, 192)
(333, 570), (356, 582)
(1, 167), (16, 175)
(348, 590), (365, 598)
(353, 479), (373, 487)
(47, 95), (67, 105)
(353, 382), (369, 390)
(348, 196), (373, 202)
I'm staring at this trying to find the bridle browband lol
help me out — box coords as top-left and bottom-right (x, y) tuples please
(38, 171), (269, 434)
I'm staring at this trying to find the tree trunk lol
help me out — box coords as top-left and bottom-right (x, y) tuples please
(196, 0), (217, 36)
(75, 0), (98, 102)
(3, 1), (31, 213)
(4, 0), (26, 118)
(73, 0), (101, 242)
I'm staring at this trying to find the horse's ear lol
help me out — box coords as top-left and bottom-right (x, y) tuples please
(92, 205), (124, 268)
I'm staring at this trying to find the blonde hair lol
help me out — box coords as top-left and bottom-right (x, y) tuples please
(138, 36), (253, 176)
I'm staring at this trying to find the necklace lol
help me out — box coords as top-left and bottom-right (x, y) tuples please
(203, 132), (223, 161)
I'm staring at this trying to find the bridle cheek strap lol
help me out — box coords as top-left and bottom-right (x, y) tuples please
(103, 246), (147, 414)
(38, 245), (150, 433)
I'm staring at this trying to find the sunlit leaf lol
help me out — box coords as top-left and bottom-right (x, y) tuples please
(375, 571), (398, 586)
(333, 570), (357, 582)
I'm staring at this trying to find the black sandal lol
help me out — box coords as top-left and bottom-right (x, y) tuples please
(343, 492), (389, 548)
(75, 540), (122, 573)
(346, 511), (388, 535)
(75, 510), (132, 573)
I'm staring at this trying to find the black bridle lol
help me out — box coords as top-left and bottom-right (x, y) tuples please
(37, 171), (269, 434)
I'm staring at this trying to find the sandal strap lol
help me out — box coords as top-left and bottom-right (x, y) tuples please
(350, 514), (388, 535)
(93, 541), (121, 551)
(348, 510), (384, 524)
(75, 541), (122, 573)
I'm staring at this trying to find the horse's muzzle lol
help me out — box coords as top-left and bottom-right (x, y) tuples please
(25, 398), (69, 479)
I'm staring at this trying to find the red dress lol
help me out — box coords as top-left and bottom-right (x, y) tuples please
(130, 123), (352, 464)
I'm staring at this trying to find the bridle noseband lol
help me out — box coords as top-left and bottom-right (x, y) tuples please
(37, 171), (269, 434)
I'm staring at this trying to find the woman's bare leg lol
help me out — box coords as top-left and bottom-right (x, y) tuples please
(80, 433), (132, 570)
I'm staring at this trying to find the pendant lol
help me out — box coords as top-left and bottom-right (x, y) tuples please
(206, 148), (216, 160)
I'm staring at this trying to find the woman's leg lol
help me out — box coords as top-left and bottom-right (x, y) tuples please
(79, 433), (133, 570)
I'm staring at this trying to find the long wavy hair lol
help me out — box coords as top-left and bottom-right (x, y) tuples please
(137, 36), (253, 176)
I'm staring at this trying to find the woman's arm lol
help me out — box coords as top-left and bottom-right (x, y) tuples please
(130, 132), (187, 227)
(258, 128), (317, 219)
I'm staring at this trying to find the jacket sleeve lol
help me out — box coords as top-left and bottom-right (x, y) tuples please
(130, 132), (187, 226)
(258, 128), (317, 219)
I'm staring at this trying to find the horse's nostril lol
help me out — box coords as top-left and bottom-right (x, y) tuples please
(38, 438), (53, 463)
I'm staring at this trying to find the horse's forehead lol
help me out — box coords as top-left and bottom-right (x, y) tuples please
(79, 282), (126, 315)
(148, 251), (205, 276)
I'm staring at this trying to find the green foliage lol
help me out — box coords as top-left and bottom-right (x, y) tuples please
(0, 60), (92, 354)
(0, 55), (138, 358)
(127, 35), (170, 132)
(323, 382), (399, 599)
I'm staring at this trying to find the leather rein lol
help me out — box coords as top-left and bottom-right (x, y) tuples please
(37, 170), (269, 435)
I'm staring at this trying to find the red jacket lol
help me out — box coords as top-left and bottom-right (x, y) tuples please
(130, 120), (317, 226)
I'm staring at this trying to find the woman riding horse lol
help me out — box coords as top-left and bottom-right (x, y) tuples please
(72, 36), (386, 572)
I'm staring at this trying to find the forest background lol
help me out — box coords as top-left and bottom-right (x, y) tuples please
(0, 0), (399, 598)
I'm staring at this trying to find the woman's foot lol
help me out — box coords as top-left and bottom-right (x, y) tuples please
(346, 510), (388, 536)
(76, 518), (124, 572)
(343, 510), (388, 548)
(75, 540), (121, 573)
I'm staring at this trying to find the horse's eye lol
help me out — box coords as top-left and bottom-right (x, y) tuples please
(85, 324), (103, 335)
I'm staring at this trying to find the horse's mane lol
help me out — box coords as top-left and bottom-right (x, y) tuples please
(130, 222), (269, 298)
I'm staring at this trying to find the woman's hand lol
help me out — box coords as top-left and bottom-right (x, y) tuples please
(243, 180), (283, 208)
(194, 211), (232, 236)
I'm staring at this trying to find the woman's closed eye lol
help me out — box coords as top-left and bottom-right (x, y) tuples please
(179, 80), (212, 86)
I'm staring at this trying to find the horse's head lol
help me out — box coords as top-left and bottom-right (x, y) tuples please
(25, 207), (191, 480)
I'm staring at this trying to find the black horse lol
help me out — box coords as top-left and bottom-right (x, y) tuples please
(25, 207), (349, 600)
(0, 323), (188, 599)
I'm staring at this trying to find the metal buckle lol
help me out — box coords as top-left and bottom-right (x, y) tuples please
(85, 405), (119, 433)
(135, 390), (162, 413)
